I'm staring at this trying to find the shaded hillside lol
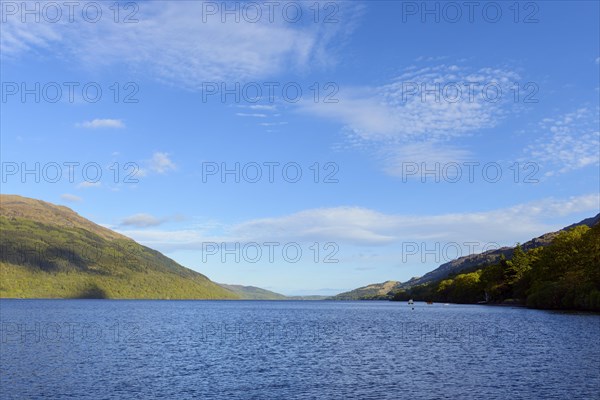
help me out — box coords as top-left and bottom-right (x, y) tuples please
(0, 195), (238, 299)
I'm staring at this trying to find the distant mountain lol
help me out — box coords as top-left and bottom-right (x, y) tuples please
(219, 284), (287, 300)
(0, 195), (238, 299)
(332, 214), (600, 300)
(218, 285), (328, 300)
(399, 213), (600, 290)
(287, 295), (329, 300)
(330, 281), (399, 300)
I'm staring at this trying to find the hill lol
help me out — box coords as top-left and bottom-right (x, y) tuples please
(287, 295), (329, 300)
(392, 223), (600, 311)
(0, 195), (238, 299)
(219, 284), (287, 300)
(217, 285), (328, 300)
(332, 213), (600, 300)
(330, 280), (399, 300)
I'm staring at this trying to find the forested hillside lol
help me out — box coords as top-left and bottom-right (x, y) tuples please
(392, 224), (600, 311)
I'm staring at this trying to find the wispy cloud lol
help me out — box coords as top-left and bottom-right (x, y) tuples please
(229, 195), (598, 245)
(60, 193), (82, 203)
(121, 152), (177, 180)
(236, 104), (286, 130)
(77, 119), (125, 129)
(120, 213), (186, 228)
(525, 107), (600, 176)
(381, 142), (472, 176)
(235, 113), (268, 118)
(259, 122), (288, 127)
(0, 13), (62, 55)
(121, 213), (165, 228)
(117, 194), (599, 251)
(245, 105), (278, 111)
(1, 2), (362, 84)
(299, 64), (522, 173)
(148, 152), (176, 174)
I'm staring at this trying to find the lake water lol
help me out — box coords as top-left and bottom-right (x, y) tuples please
(1, 300), (599, 399)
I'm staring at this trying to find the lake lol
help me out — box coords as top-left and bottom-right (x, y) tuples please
(1, 300), (598, 399)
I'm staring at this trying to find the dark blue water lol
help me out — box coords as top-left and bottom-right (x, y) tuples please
(1, 300), (599, 399)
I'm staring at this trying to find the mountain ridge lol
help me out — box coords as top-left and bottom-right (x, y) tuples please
(218, 284), (288, 300)
(331, 213), (600, 300)
(0, 194), (238, 299)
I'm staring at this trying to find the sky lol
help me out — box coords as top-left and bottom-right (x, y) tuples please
(1, 0), (599, 296)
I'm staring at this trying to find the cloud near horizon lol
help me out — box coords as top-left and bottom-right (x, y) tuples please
(120, 212), (185, 228)
(60, 193), (82, 203)
(116, 193), (600, 253)
(121, 213), (165, 228)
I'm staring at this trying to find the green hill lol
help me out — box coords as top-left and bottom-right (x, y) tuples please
(0, 195), (238, 299)
(333, 214), (600, 301)
(219, 284), (288, 300)
(396, 213), (600, 291)
(287, 295), (328, 300)
(329, 280), (399, 300)
(392, 223), (600, 311)
(217, 284), (328, 300)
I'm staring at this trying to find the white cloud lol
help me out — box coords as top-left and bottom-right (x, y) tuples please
(236, 105), (283, 129)
(235, 113), (267, 118)
(117, 213), (186, 229)
(0, 13), (62, 55)
(381, 142), (472, 175)
(230, 195), (599, 245)
(415, 56), (450, 63)
(116, 194), (599, 252)
(77, 119), (125, 129)
(121, 213), (164, 228)
(259, 122), (288, 127)
(298, 64), (522, 174)
(525, 107), (600, 175)
(245, 105), (278, 111)
(60, 193), (82, 203)
(1, 2), (361, 84)
(302, 65), (519, 140)
(119, 152), (176, 180)
(148, 152), (176, 174)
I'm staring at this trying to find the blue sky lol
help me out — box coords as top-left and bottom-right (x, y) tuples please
(1, 1), (599, 295)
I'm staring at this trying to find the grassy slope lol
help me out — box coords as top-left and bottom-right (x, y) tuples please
(330, 280), (400, 300)
(0, 195), (238, 299)
(219, 284), (288, 300)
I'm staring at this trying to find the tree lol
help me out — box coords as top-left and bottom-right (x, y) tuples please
(527, 225), (599, 310)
